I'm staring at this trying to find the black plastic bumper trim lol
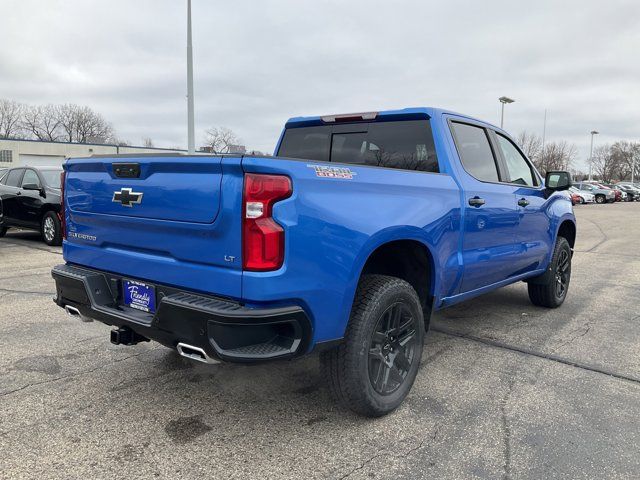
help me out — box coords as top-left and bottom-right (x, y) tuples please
(52, 264), (312, 363)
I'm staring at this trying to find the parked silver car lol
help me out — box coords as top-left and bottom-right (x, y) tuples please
(574, 182), (616, 204)
(569, 186), (595, 204)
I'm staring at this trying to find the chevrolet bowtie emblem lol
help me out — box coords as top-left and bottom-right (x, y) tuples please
(112, 188), (143, 207)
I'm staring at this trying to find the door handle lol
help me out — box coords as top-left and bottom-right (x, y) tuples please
(518, 198), (529, 207)
(468, 196), (485, 207)
(16, 191), (21, 196)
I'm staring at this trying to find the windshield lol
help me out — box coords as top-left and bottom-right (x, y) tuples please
(40, 169), (63, 188)
(277, 120), (439, 173)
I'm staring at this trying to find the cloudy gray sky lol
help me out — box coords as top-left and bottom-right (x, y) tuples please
(2, 0), (639, 169)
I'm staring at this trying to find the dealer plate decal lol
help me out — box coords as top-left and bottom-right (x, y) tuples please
(123, 280), (156, 313)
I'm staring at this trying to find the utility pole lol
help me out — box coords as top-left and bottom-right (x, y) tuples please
(499, 96), (515, 129)
(588, 130), (599, 181)
(541, 109), (547, 164)
(187, 0), (195, 154)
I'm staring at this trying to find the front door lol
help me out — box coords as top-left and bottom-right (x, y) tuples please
(17, 169), (45, 227)
(492, 132), (552, 274)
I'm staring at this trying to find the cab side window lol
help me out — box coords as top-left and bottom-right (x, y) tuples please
(21, 169), (41, 187)
(496, 134), (538, 187)
(450, 122), (500, 182)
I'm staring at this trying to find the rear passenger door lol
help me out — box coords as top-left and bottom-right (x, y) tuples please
(448, 121), (521, 293)
(491, 132), (551, 275)
(0, 169), (25, 225)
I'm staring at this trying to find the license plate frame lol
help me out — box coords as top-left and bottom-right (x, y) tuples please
(123, 279), (156, 313)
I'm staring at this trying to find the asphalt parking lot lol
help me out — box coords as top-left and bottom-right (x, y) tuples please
(1, 203), (639, 480)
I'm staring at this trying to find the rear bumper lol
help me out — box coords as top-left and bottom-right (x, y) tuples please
(51, 264), (312, 363)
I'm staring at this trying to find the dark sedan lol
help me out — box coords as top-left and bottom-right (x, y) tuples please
(613, 183), (640, 201)
(0, 166), (63, 245)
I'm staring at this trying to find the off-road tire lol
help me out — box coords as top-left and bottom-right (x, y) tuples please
(528, 237), (571, 308)
(42, 211), (62, 246)
(320, 274), (425, 417)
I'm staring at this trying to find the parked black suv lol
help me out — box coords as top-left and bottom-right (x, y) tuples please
(0, 166), (63, 246)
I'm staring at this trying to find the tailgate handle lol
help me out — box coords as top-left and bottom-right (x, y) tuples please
(113, 163), (141, 178)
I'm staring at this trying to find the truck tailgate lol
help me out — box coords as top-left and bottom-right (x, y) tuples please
(67, 157), (222, 223)
(63, 155), (243, 299)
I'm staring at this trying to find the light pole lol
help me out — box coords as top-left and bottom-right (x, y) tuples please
(499, 96), (515, 129)
(187, 0), (195, 154)
(541, 108), (547, 163)
(588, 130), (599, 181)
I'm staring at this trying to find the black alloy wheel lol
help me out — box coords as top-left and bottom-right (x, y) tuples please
(368, 302), (418, 395)
(554, 249), (570, 299)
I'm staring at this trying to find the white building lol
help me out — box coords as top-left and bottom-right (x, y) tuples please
(0, 138), (185, 168)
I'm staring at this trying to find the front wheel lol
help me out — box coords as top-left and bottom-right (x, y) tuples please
(528, 237), (571, 308)
(41, 211), (62, 246)
(595, 194), (605, 204)
(321, 275), (425, 417)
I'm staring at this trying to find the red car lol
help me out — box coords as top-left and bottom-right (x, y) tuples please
(593, 183), (622, 202)
(570, 192), (581, 205)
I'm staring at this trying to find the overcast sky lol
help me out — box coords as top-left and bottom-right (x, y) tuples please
(2, 0), (639, 169)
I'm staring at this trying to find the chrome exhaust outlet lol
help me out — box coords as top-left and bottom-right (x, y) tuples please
(176, 342), (220, 364)
(64, 305), (92, 322)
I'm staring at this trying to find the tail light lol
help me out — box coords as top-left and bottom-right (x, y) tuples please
(59, 171), (66, 240)
(242, 173), (292, 271)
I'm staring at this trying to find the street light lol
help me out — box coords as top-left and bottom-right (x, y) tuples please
(499, 96), (515, 129)
(186, 0), (195, 154)
(588, 130), (599, 181)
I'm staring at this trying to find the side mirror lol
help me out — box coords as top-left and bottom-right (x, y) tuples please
(22, 183), (46, 197)
(545, 171), (572, 191)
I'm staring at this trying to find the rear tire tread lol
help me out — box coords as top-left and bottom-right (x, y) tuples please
(321, 274), (424, 417)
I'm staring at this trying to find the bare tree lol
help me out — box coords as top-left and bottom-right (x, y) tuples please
(609, 141), (640, 181)
(22, 104), (62, 141)
(516, 131), (577, 175)
(204, 127), (241, 153)
(57, 104), (114, 144)
(516, 131), (542, 161)
(592, 145), (618, 182)
(142, 137), (154, 148)
(0, 99), (25, 138)
(537, 141), (576, 174)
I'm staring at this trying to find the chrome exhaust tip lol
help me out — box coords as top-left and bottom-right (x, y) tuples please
(64, 305), (92, 322)
(176, 342), (220, 364)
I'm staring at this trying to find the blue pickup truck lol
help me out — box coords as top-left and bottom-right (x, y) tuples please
(51, 107), (575, 416)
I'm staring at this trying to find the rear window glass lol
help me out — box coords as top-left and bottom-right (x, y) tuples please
(277, 120), (439, 173)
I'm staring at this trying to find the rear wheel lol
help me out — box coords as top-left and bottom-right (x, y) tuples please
(0, 225), (7, 237)
(321, 275), (425, 417)
(528, 237), (571, 308)
(579, 197), (585, 204)
(41, 212), (62, 246)
(595, 194), (605, 204)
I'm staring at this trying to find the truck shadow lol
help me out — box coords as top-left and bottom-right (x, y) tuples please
(106, 285), (544, 443)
